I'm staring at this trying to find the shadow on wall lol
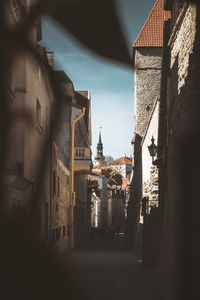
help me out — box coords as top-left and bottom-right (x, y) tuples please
(0, 1), (131, 299)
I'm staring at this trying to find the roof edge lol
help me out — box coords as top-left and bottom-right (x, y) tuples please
(133, 0), (160, 48)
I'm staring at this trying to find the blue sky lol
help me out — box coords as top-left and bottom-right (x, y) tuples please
(40, 0), (156, 160)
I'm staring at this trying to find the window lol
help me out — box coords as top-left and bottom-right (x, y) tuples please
(36, 98), (42, 128)
(76, 148), (85, 157)
(81, 149), (85, 157)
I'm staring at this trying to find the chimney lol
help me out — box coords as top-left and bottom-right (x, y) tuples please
(47, 52), (54, 68)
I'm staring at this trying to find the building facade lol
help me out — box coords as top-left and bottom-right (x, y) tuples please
(73, 91), (92, 246)
(127, 0), (170, 248)
(2, 0), (55, 245)
(157, 1), (200, 299)
(110, 156), (132, 179)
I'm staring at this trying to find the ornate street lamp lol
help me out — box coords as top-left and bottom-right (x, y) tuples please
(148, 136), (158, 163)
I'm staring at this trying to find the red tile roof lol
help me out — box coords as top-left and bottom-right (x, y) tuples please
(111, 156), (132, 166)
(92, 168), (101, 175)
(133, 0), (171, 48)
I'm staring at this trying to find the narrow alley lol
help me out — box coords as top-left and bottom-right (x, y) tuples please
(66, 237), (159, 300)
(2, 1), (200, 300)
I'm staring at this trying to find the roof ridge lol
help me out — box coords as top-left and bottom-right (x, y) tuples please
(133, 0), (160, 47)
(111, 156), (132, 165)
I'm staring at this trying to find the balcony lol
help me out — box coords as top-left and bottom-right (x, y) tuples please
(74, 147), (92, 172)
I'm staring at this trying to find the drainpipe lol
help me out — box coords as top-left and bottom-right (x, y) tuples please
(71, 107), (86, 248)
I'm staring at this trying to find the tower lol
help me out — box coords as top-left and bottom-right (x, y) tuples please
(95, 127), (105, 165)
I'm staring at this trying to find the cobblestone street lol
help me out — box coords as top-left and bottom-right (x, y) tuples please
(66, 237), (160, 300)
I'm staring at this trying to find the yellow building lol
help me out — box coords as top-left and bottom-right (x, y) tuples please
(73, 91), (92, 246)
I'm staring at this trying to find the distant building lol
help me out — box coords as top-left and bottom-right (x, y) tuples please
(107, 171), (127, 233)
(90, 168), (108, 229)
(110, 156), (133, 179)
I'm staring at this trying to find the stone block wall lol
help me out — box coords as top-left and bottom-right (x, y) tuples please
(159, 4), (200, 300)
(52, 143), (71, 252)
(170, 3), (196, 94)
(143, 166), (159, 208)
(128, 48), (162, 242)
(134, 48), (162, 138)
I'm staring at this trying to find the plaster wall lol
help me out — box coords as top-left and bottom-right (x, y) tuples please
(74, 174), (89, 245)
(110, 164), (126, 178)
(110, 164), (132, 178)
(53, 103), (72, 170)
(142, 101), (159, 184)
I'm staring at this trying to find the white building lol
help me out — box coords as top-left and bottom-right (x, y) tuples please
(110, 156), (133, 179)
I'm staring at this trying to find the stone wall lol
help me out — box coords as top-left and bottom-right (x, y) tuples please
(159, 3), (200, 300)
(170, 3), (196, 94)
(52, 143), (71, 252)
(143, 165), (159, 208)
(128, 48), (162, 241)
(134, 48), (162, 137)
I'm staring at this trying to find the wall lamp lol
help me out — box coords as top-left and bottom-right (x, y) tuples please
(148, 136), (158, 163)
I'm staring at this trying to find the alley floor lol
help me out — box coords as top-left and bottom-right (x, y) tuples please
(65, 236), (160, 300)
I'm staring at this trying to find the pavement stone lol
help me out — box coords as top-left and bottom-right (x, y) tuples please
(65, 237), (160, 300)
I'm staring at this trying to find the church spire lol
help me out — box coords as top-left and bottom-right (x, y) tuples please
(95, 127), (104, 162)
